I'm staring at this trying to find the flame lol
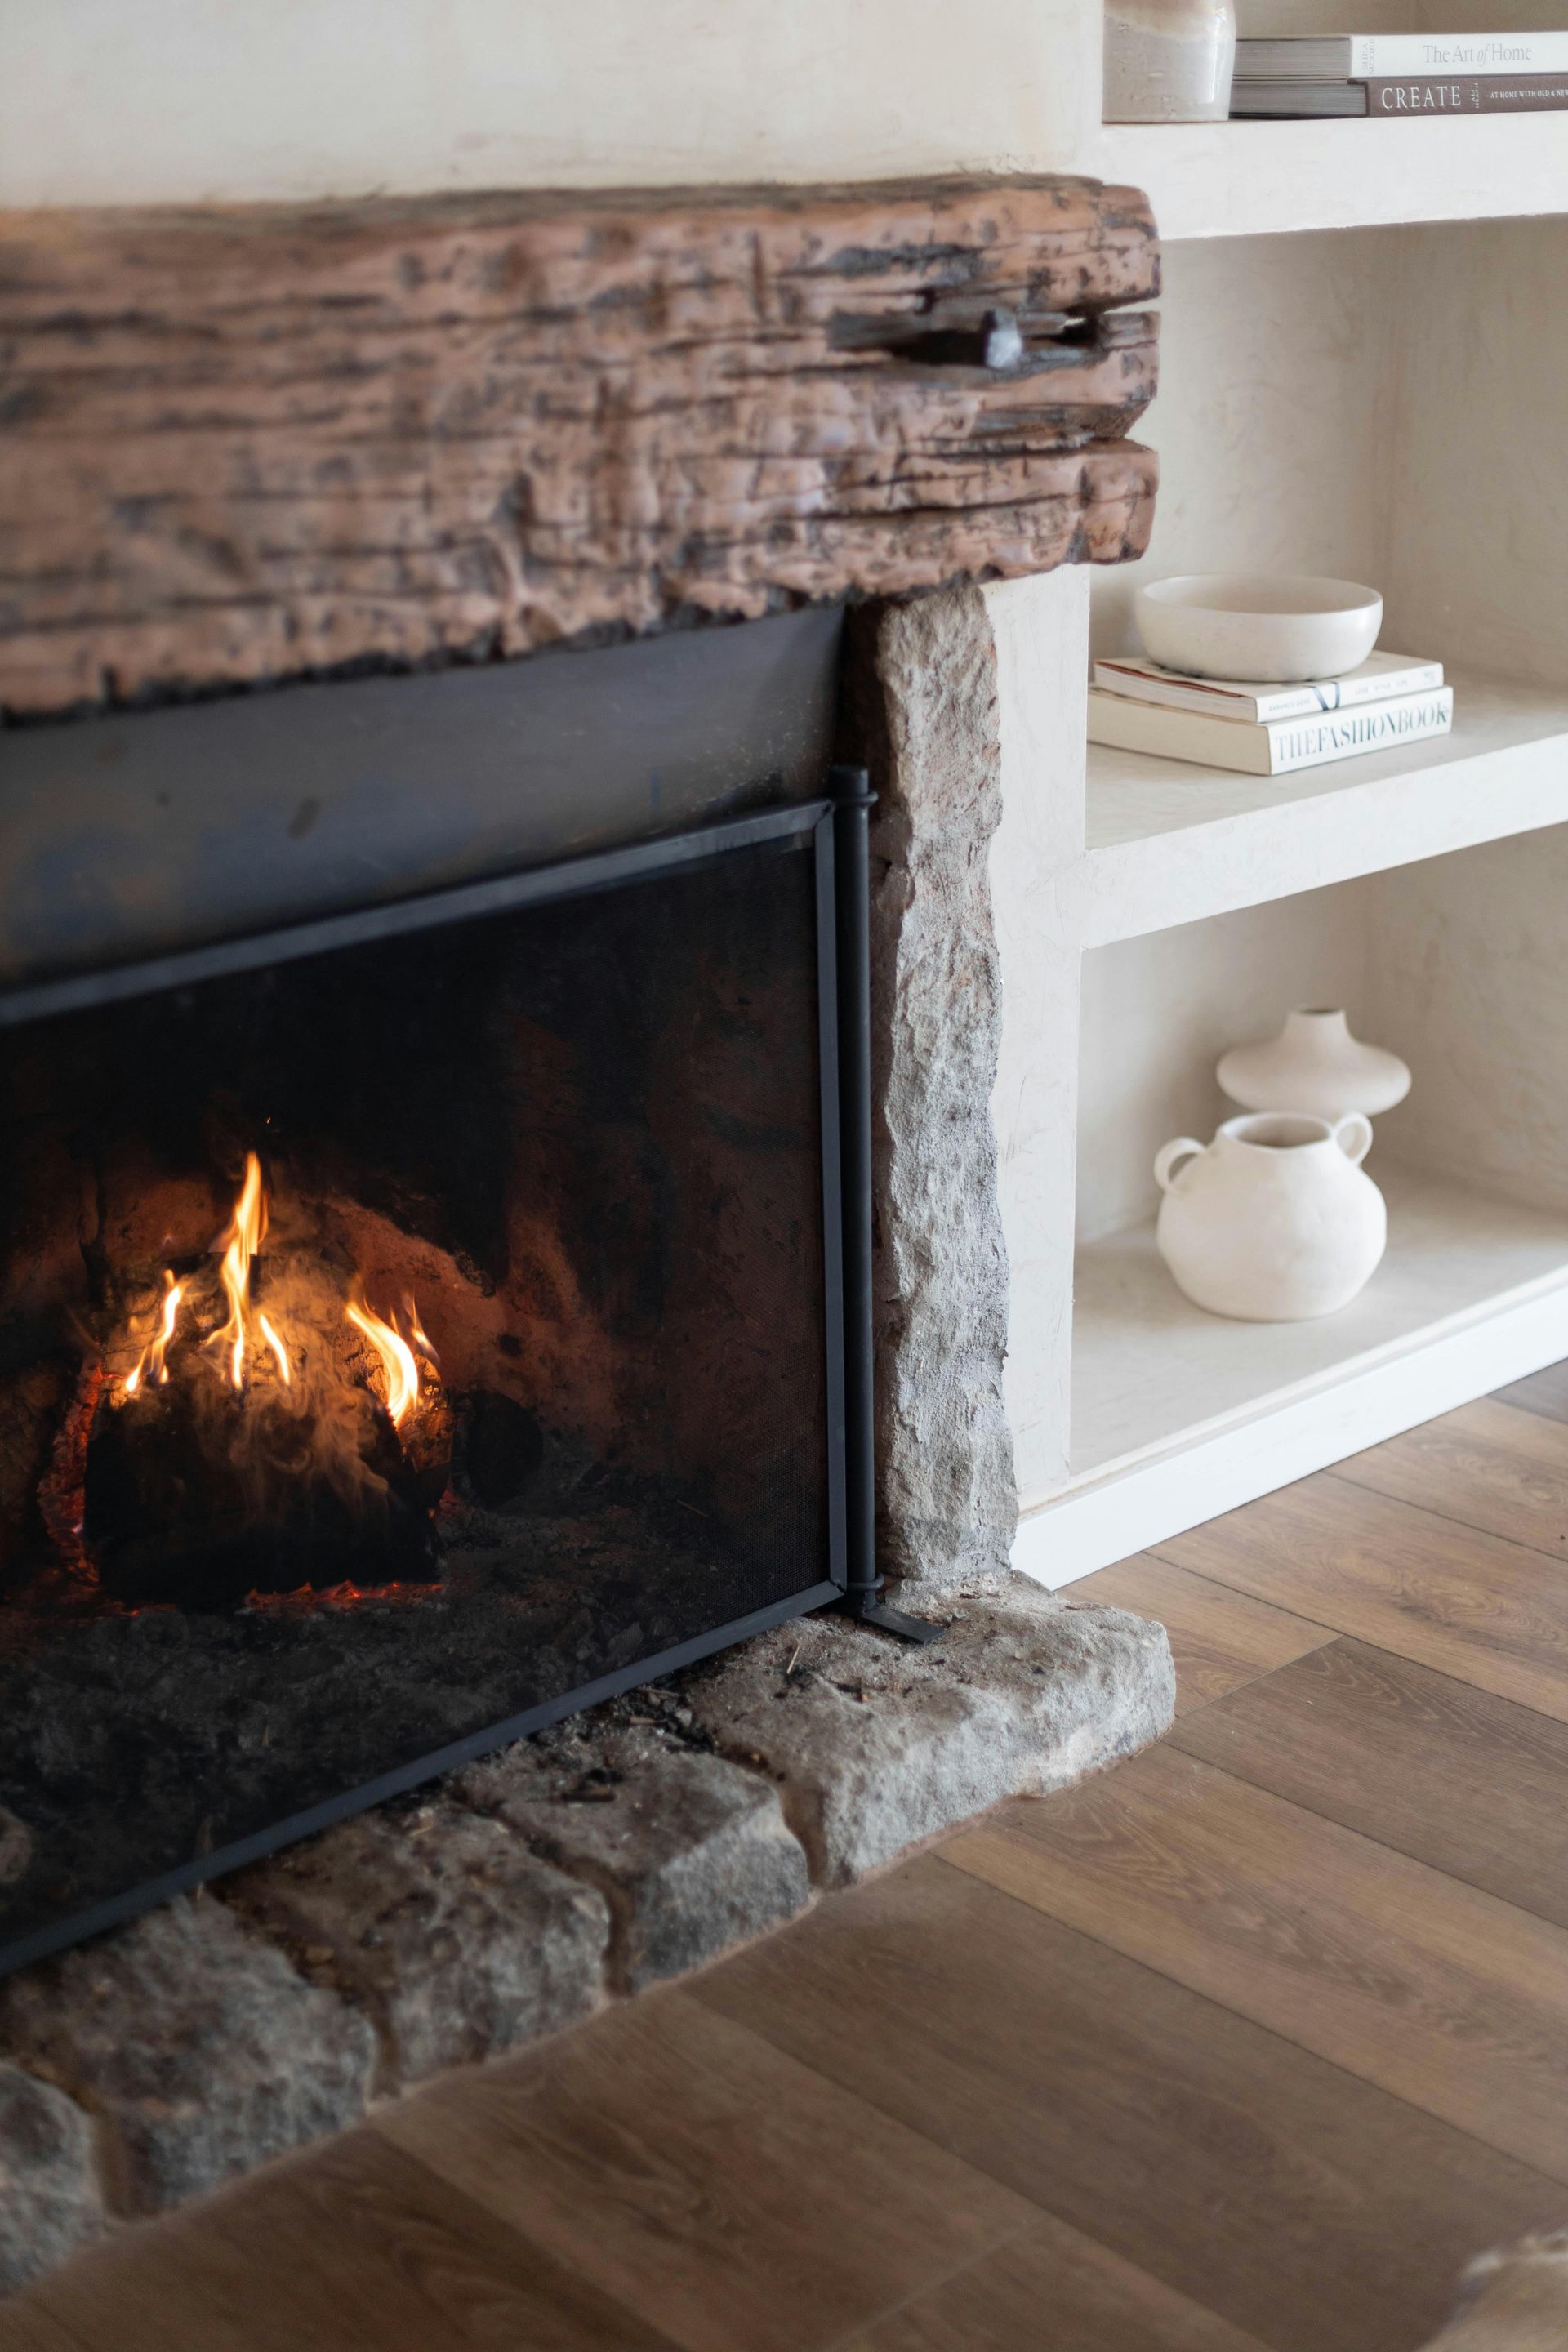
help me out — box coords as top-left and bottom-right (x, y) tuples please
(210, 1153), (267, 1391)
(346, 1300), (421, 1427)
(257, 1314), (292, 1387)
(124, 1271), (185, 1399)
(403, 1297), (437, 1365)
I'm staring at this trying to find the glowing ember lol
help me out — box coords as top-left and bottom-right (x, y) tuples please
(346, 1301), (421, 1428)
(208, 1152), (268, 1390)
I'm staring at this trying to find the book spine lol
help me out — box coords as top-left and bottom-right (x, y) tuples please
(1266, 689), (1453, 775)
(1363, 74), (1568, 113)
(1253, 665), (1444, 719)
(1352, 33), (1568, 74)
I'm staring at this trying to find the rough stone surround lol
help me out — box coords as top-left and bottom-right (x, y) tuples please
(0, 1575), (1174, 2296)
(859, 586), (1018, 1589)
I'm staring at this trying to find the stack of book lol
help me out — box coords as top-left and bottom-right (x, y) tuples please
(1230, 30), (1568, 117)
(1088, 651), (1453, 776)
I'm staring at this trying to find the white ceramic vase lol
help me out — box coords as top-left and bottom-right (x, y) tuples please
(1102, 0), (1236, 121)
(1155, 1111), (1387, 1321)
(1217, 1008), (1411, 1121)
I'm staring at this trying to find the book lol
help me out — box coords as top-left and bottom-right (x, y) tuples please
(1365, 74), (1568, 111)
(1232, 80), (1368, 115)
(1087, 684), (1454, 776)
(1235, 31), (1568, 78)
(1234, 73), (1568, 115)
(1092, 652), (1445, 724)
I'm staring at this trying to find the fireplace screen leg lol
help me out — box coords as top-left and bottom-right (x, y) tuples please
(830, 764), (944, 1649)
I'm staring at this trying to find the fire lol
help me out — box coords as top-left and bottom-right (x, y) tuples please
(257, 1314), (292, 1388)
(116, 1150), (432, 1442)
(346, 1301), (421, 1428)
(124, 1271), (185, 1398)
(210, 1152), (267, 1391)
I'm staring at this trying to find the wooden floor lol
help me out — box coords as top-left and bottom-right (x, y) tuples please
(13, 1365), (1568, 2351)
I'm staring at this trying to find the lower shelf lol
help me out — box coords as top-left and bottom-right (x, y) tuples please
(1013, 1163), (1568, 1588)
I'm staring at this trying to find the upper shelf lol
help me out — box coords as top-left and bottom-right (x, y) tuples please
(1094, 114), (1568, 240)
(1081, 669), (1568, 943)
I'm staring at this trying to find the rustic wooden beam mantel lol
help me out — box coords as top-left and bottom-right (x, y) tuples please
(0, 177), (1159, 718)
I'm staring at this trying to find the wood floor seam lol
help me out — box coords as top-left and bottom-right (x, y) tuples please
(813, 2216), (1044, 2352)
(1159, 1720), (1568, 1929)
(1328, 1456), (1568, 1568)
(1139, 1549), (1568, 1733)
(896, 1843), (1568, 2201)
(934, 1820), (1568, 2195)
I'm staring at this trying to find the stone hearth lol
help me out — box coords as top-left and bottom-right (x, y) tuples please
(0, 1575), (1171, 2292)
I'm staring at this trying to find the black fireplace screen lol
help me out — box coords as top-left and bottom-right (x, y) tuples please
(0, 804), (848, 1971)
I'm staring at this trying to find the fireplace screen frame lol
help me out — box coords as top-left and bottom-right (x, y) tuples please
(0, 782), (865, 1974)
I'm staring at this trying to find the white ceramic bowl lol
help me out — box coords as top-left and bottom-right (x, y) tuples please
(1134, 572), (1383, 683)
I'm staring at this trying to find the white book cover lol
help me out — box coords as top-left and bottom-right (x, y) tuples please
(1237, 31), (1568, 77)
(1353, 31), (1568, 73)
(1092, 651), (1444, 724)
(1087, 684), (1454, 776)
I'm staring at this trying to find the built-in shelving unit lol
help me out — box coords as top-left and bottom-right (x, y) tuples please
(1094, 113), (1568, 239)
(1018, 1167), (1568, 1584)
(1081, 671), (1568, 944)
(1002, 40), (1568, 1589)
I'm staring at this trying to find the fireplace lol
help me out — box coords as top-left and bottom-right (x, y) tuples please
(0, 608), (878, 1974)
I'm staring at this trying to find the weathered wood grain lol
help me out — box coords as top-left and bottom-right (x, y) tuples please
(0, 178), (1159, 715)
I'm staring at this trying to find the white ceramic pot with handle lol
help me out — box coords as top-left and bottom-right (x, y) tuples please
(1154, 1111), (1386, 1321)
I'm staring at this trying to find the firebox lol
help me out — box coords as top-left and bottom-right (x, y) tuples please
(0, 608), (880, 1974)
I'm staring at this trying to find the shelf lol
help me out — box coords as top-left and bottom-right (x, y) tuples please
(1080, 670), (1568, 944)
(1011, 1164), (1568, 1587)
(1094, 114), (1568, 240)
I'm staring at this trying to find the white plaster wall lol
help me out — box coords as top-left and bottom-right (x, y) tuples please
(1368, 824), (1568, 1215)
(1090, 228), (1406, 664)
(1384, 216), (1568, 689)
(0, 0), (1095, 207)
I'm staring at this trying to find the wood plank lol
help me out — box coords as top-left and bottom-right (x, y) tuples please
(1494, 1356), (1568, 1424)
(0, 180), (1158, 718)
(28, 2127), (679, 2352)
(1334, 1397), (1568, 1560)
(372, 1986), (1034, 2352)
(846, 2212), (1270, 2350)
(1069, 1555), (1335, 1715)
(693, 1852), (1561, 2352)
(1156, 1473), (1568, 1718)
(947, 1745), (1568, 2183)
(0, 2305), (87, 2352)
(1173, 1637), (1568, 1931)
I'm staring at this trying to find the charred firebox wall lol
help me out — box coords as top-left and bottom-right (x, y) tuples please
(0, 608), (859, 1973)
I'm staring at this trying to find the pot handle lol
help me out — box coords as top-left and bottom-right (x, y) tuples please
(1334, 1111), (1374, 1165)
(1155, 1137), (1205, 1192)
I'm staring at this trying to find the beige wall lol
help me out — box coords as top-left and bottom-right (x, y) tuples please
(0, 0), (1094, 207)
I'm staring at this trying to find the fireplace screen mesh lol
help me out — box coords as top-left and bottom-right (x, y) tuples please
(0, 818), (840, 1969)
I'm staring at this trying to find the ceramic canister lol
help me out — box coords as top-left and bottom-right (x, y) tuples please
(1217, 1008), (1411, 1121)
(1155, 1111), (1387, 1321)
